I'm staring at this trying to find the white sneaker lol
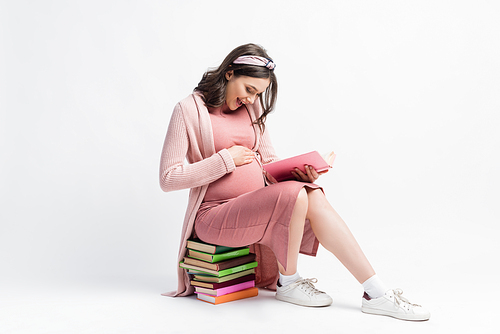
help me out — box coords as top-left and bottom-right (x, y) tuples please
(276, 278), (333, 307)
(362, 289), (430, 321)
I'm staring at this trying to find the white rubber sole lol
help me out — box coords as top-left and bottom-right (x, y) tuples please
(275, 294), (333, 307)
(361, 306), (430, 321)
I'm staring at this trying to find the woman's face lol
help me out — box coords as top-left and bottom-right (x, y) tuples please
(224, 71), (270, 110)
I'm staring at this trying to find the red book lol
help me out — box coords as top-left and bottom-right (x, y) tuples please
(263, 151), (336, 182)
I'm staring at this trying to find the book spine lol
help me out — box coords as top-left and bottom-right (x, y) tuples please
(215, 254), (256, 270)
(196, 287), (258, 305)
(184, 257), (218, 270)
(214, 280), (255, 296)
(187, 250), (212, 262)
(211, 248), (250, 262)
(179, 262), (218, 276)
(210, 274), (256, 289)
(193, 268), (256, 282)
(186, 240), (235, 254)
(213, 245), (237, 254)
(218, 261), (258, 277)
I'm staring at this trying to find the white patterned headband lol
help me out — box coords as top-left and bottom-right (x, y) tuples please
(233, 55), (276, 70)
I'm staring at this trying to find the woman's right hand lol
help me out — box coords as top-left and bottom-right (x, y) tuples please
(227, 145), (255, 166)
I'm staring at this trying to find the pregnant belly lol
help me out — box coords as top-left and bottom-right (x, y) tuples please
(204, 159), (265, 202)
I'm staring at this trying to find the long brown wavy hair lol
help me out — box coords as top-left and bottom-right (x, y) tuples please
(194, 43), (278, 132)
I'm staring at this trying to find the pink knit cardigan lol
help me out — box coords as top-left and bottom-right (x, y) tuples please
(159, 92), (280, 296)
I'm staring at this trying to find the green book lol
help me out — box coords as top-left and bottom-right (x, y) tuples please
(179, 261), (258, 277)
(187, 248), (250, 263)
(193, 268), (256, 283)
(186, 239), (235, 254)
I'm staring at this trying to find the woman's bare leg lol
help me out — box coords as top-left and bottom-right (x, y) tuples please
(275, 187), (429, 318)
(277, 188), (308, 275)
(275, 188), (334, 307)
(278, 187), (375, 284)
(305, 188), (375, 283)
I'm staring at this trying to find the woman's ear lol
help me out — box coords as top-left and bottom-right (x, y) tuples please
(225, 70), (234, 80)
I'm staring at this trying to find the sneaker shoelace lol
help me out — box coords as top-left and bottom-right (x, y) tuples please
(392, 289), (421, 308)
(293, 278), (325, 295)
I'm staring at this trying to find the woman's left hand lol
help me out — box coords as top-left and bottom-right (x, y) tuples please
(291, 165), (326, 183)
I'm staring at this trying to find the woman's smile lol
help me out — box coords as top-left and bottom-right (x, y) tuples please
(225, 71), (270, 111)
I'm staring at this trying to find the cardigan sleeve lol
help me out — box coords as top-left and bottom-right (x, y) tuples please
(159, 103), (236, 192)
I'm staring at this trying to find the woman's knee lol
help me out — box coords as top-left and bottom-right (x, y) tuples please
(293, 188), (309, 215)
(307, 188), (331, 212)
(297, 187), (308, 204)
(307, 188), (325, 199)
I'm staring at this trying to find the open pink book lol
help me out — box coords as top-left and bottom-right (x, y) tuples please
(263, 151), (336, 182)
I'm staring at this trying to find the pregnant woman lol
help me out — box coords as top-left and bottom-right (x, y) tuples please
(159, 43), (429, 321)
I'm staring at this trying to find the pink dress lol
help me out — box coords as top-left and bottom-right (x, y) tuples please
(194, 103), (320, 270)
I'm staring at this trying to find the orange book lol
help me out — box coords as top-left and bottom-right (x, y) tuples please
(195, 287), (258, 305)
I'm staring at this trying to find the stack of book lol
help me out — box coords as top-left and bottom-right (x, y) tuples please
(179, 239), (258, 305)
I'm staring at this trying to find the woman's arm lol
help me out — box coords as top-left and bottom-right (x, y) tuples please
(159, 104), (235, 192)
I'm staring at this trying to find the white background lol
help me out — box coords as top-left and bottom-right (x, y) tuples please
(1, 1), (499, 333)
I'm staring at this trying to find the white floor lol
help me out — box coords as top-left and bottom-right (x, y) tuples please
(1, 249), (495, 334)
